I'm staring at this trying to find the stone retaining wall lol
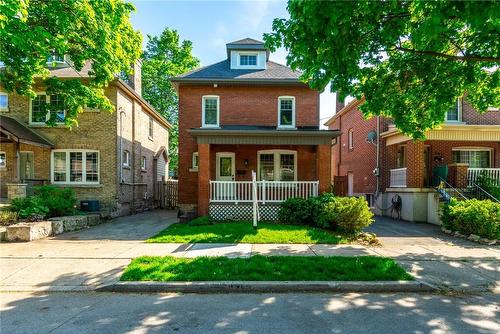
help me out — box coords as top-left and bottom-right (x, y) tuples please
(3, 214), (102, 242)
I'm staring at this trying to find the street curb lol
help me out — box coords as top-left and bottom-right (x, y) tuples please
(98, 280), (437, 293)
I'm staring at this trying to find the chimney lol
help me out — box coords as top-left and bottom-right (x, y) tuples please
(336, 93), (345, 113)
(128, 60), (142, 96)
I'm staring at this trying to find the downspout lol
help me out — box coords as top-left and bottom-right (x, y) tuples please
(337, 114), (342, 176)
(119, 107), (125, 183)
(375, 116), (381, 196)
(131, 101), (136, 211)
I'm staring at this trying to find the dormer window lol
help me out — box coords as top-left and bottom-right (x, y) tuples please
(240, 54), (257, 66)
(445, 99), (462, 122)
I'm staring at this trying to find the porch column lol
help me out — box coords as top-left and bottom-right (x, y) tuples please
(316, 144), (332, 194)
(197, 143), (210, 216)
(406, 140), (425, 188)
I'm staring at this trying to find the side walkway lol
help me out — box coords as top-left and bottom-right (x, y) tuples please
(0, 213), (498, 292)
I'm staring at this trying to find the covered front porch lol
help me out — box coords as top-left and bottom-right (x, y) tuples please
(189, 126), (339, 219)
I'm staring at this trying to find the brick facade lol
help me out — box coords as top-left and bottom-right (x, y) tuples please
(0, 70), (170, 216)
(177, 83), (324, 211)
(327, 98), (500, 195)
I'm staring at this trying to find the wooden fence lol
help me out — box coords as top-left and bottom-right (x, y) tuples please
(156, 179), (178, 209)
(332, 176), (347, 196)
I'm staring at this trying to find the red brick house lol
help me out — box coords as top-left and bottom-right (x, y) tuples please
(172, 38), (339, 219)
(325, 98), (499, 223)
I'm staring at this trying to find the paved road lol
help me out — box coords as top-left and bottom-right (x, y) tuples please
(1, 292), (499, 333)
(0, 212), (498, 292)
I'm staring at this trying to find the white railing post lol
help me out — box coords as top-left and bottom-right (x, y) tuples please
(262, 180), (266, 204)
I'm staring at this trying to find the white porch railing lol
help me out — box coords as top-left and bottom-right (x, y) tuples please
(468, 168), (500, 186)
(209, 180), (319, 203)
(390, 168), (407, 188)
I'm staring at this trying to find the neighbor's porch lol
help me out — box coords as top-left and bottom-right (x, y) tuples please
(188, 127), (339, 218)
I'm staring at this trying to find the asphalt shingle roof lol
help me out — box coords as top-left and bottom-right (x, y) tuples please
(174, 60), (303, 82)
(226, 38), (265, 46)
(0, 116), (54, 147)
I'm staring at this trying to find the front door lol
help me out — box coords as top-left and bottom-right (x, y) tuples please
(216, 152), (235, 199)
(20, 152), (34, 180)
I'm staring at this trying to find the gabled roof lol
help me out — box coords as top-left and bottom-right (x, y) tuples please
(0, 116), (54, 147)
(172, 60), (303, 84)
(226, 37), (269, 59)
(226, 38), (264, 46)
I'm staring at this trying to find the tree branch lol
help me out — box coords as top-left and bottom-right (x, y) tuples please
(395, 47), (499, 62)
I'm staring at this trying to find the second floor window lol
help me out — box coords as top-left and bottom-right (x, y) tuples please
(202, 96), (219, 127)
(30, 94), (66, 124)
(240, 54), (257, 66)
(0, 92), (8, 111)
(278, 96), (295, 128)
(445, 99), (461, 122)
(123, 150), (130, 167)
(149, 117), (154, 139)
(141, 156), (147, 171)
(348, 129), (354, 150)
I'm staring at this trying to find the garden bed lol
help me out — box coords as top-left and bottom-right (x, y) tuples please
(121, 255), (413, 282)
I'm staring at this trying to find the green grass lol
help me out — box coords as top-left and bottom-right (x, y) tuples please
(121, 255), (413, 281)
(147, 217), (349, 244)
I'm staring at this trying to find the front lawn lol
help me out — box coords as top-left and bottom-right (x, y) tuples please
(148, 218), (349, 244)
(121, 255), (413, 281)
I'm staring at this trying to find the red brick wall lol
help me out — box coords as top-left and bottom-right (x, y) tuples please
(178, 83), (320, 206)
(462, 99), (500, 125)
(328, 105), (380, 195)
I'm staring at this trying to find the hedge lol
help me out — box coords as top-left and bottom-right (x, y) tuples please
(441, 199), (500, 240)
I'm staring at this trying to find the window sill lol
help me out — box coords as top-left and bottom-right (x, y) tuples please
(276, 126), (296, 130)
(122, 165), (131, 170)
(201, 125), (220, 129)
(189, 168), (198, 172)
(444, 121), (466, 125)
(29, 123), (66, 128)
(141, 169), (147, 173)
(51, 183), (103, 188)
(148, 136), (154, 141)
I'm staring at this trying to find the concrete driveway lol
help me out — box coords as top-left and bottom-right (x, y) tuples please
(0, 213), (498, 292)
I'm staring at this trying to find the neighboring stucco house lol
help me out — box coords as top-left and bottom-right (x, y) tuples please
(325, 97), (499, 223)
(172, 38), (339, 220)
(0, 60), (171, 217)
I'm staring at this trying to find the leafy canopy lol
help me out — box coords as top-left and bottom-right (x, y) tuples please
(0, 0), (142, 126)
(264, 0), (500, 138)
(141, 28), (199, 174)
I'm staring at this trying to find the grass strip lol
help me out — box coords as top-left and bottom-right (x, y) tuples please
(121, 255), (413, 281)
(148, 220), (348, 244)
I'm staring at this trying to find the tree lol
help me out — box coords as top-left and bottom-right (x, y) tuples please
(264, 0), (500, 138)
(0, 0), (142, 126)
(141, 28), (199, 174)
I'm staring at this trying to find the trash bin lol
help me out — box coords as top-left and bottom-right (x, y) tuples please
(432, 166), (448, 187)
(80, 200), (100, 212)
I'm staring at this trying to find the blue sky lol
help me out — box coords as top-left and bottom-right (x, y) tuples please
(130, 0), (337, 126)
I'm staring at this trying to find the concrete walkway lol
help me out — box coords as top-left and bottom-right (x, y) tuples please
(0, 212), (498, 292)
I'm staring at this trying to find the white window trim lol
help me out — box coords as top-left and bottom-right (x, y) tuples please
(277, 96), (296, 129)
(348, 129), (354, 150)
(0, 151), (6, 169)
(257, 149), (297, 181)
(123, 150), (130, 167)
(0, 92), (8, 111)
(148, 117), (154, 140)
(451, 147), (493, 167)
(202, 95), (220, 128)
(50, 149), (100, 185)
(141, 156), (147, 171)
(445, 98), (463, 123)
(238, 52), (259, 68)
(190, 152), (199, 171)
(29, 92), (66, 125)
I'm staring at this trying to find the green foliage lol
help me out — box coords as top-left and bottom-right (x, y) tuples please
(317, 197), (374, 234)
(0, 0), (142, 127)
(278, 197), (314, 225)
(187, 215), (214, 226)
(10, 186), (77, 219)
(476, 174), (500, 200)
(264, 1), (500, 139)
(141, 28), (200, 174)
(442, 199), (499, 240)
(121, 255), (413, 282)
(0, 211), (18, 226)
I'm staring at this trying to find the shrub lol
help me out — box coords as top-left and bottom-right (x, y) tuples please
(317, 196), (374, 233)
(308, 192), (336, 226)
(441, 199), (499, 240)
(476, 174), (500, 201)
(10, 186), (77, 219)
(0, 211), (18, 226)
(278, 197), (314, 225)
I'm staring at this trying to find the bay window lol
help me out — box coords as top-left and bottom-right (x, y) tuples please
(258, 150), (297, 181)
(51, 150), (99, 184)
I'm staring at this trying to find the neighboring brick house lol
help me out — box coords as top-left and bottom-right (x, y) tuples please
(172, 38), (339, 219)
(0, 60), (171, 216)
(325, 98), (499, 223)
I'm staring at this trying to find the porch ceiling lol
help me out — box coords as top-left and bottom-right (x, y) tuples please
(188, 126), (340, 145)
(0, 115), (54, 148)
